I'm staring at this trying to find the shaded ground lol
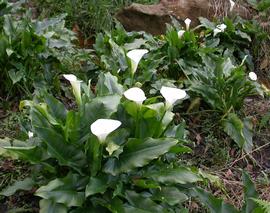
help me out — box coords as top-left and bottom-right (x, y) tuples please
(183, 96), (270, 210)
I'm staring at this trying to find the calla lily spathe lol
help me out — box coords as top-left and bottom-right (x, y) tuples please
(184, 18), (191, 30)
(127, 49), (149, 74)
(90, 119), (121, 142)
(160, 86), (187, 108)
(249, 72), (257, 81)
(229, 0), (235, 12)
(124, 87), (146, 105)
(213, 24), (227, 36)
(178, 30), (185, 38)
(28, 131), (33, 138)
(63, 74), (82, 105)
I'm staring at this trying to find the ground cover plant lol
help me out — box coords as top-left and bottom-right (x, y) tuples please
(0, 0), (90, 105)
(0, 0), (270, 212)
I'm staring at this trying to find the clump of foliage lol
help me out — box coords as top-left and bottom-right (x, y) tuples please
(0, 72), (206, 211)
(89, 17), (264, 152)
(0, 2), (89, 101)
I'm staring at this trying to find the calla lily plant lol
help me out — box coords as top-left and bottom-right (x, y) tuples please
(63, 74), (82, 106)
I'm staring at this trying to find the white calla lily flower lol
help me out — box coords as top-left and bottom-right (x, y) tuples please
(124, 87), (146, 105)
(184, 18), (191, 30)
(90, 119), (121, 142)
(160, 86), (187, 108)
(217, 24), (227, 31)
(28, 131), (33, 138)
(229, 0), (235, 12)
(63, 74), (82, 105)
(127, 49), (149, 74)
(213, 24), (227, 36)
(249, 72), (257, 81)
(213, 28), (222, 36)
(178, 30), (185, 38)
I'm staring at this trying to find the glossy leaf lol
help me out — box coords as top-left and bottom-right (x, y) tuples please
(39, 199), (68, 213)
(35, 173), (87, 207)
(151, 187), (188, 206)
(223, 113), (253, 152)
(125, 190), (165, 213)
(85, 175), (108, 197)
(191, 188), (239, 213)
(104, 138), (178, 175)
(96, 72), (124, 96)
(3, 145), (45, 163)
(43, 93), (67, 124)
(242, 171), (259, 212)
(0, 178), (34, 196)
(34, 126), (87, 172)
(149, 167), (202, 184)
(8, 69), (24, 84)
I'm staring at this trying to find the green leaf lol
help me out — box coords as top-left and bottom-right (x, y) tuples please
(123, 205), (152, 213)
(148, 167), (202, 184)
(222, 113), (253, 152)
(6, 48), (13, 56)
(0, 35), (8, 57)
(124, 38), (146, 50)
(242, 171), (259, 212)
(222, 58), (235, 78)
(151, 187), (188, 206)
(35, 173), (86, 207)
(257, 0), (270, 11)
(39, 199), (68, 213)
(0, 137), (46, 162)
(133, 179), (160, 190)
(199, 17), (216, 30)
(3, 15), (14, 37)
(85, 136), (102, 176)
(43, 93), (67, 124)
(246, 0), (257, 7)
(3, 145), (45, 163)
(83, 95), (121, 134)
(191, 188), (239, 213)
(259, 112), (270, 129)
(64, 111), (81, 144)
(125, 190), (165, 213)
(0, 178), (34, 196)
(104, 138), (178, 175)
(235, 30), (251, 42)
(34, 126), (87, 172)
(8, 69), (24, 84)
(85, 175), (108, 197)
(96, 72), (124, 96)
(251, 199), (270, 212)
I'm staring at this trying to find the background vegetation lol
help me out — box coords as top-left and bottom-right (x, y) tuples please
(0, 0), (269, 212)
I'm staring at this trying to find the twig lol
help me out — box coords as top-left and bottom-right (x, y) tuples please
(227, 142), (270, 168)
